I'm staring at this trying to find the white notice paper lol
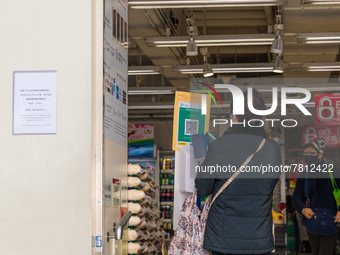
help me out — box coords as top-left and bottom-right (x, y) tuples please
(13, 71), (57, 135)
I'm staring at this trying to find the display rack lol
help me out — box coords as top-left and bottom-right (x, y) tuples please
(126, 163), (166, 254)
(159, 156), (175, 241)
(128, 149), (160, 209)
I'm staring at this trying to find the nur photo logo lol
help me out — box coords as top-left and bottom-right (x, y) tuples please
(197, 83), (312, 128)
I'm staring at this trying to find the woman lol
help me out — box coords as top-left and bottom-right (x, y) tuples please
(195, 89), (282, 255)
(292, 137), (340, 255)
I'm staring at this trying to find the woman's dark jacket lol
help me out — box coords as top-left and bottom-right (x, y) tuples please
(292, 161), (340, 224)
(195, 126), (282, 254)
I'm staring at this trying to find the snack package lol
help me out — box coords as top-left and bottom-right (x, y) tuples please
(129, 216), (146, 227)
(128, 189), (146, 201)
(127, 241), (156, 254)
(128, 164), (145, 176)
(127, 228), (156, 241)
(128, 202), (142, 214)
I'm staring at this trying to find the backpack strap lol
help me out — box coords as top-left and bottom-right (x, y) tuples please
(208, 138), (266, 209)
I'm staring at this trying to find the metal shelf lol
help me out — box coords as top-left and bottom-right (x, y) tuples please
(160, 185), (174, 189)
(161, 201), (174, 206)
(161, 219), (173, 222)
(160, 169), (174, 173)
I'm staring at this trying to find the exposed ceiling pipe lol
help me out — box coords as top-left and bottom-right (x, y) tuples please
(142, 9), (183, 65)
(129, 115), (174, 119)
(195, 19), (268, 27)
(194, 10), (265, 20)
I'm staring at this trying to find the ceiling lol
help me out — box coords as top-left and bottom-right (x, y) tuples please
(127, 1), (340, 117)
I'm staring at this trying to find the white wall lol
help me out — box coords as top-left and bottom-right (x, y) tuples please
(0, 1), (93, 254)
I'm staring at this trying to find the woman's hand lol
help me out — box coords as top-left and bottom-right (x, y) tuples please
(302, 208), (315, 219)
(334, 211), (340, 223)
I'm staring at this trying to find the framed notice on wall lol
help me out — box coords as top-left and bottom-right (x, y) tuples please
(12, 71), (57, 135)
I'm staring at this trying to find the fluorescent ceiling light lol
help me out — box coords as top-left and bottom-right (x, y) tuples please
(301, 0), (340, 4)
(128, 66), (163, 75)
(213, 84), (340, 93)
(302, 62), (340, 71)
(129, 105), (174, 110)
(297, 32), (340, 44)
(128, 103), (315, 110)
(129, 0), (286, 9)
(145, 34), (275, 47)
(128, 86), (177, 95)
(173, 63), (278, 74)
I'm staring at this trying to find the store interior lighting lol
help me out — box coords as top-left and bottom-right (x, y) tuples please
(128, 66), (163, 75)
(186, 13), (198, 56)
(144, 34), (275, 47)
(200, 47), (214, 77)
(271, 36), (283, 54)
(297, 32), (340, 44)
(186, 37), (198, 56)
(128, 86), (177, 95)
(273, 56), (284, 73)
(129, 104), (175, 110)
(302, 62), (340, 71)
(129, 85), (340, 111)
(271, 10), (284, 55)
(128, 102), (316, 110)
(203, 61), (214, 77)
(301, 0), (340, 4)
(128, 0), (286, 9)
(173, 63), (277, 74)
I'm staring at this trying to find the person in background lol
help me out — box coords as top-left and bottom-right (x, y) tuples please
(195, 89), (282, 255)
(293, 137), (340, 255)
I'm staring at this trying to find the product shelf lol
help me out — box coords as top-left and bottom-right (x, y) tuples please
(160, 185), (174, 189)
(160, 169), (174, 173)
(161, 219), (173, 223)
(161, 202), (174, 206)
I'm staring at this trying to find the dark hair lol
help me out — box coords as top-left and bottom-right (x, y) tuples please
(230, 89), (265, 122)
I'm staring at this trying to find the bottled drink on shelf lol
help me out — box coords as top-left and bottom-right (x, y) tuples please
(160, 173), (163, 186)
(163, 222), (168, 233)
(162, 174), (166, 186)
(166, 206), (170, 219)
(163, 174), (167, 185)
(167, 223), (172, 234)
(170, 205), (173, 219)
(170, 190), (174, 202)
(163, 189), (167, 201)
(166, 159), (171, 169)
(161, 206), (165, 218)
(170, 174), (174, 186)
(162, 206), (166, 219)
(167, 189), (171, 202)
(166, 174), (170, 185)
(166, 174), (169, 185)
(162, 174), (165, 185)
(162, 159), (167, 169)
